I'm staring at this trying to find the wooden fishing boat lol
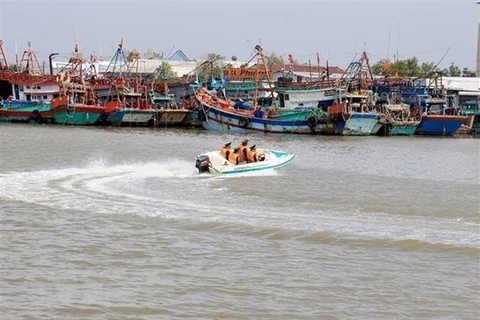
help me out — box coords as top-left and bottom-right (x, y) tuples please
(196, 45), (341, 134)
(0, 99), (52, 123)
(383, 103), (420, 136)
(197, 88), (328, 134)
(341, 92), (382, 135)
(50, 47), (114, 125)
(460, 100), (480, 135)
(149, 92), (189, 127)
(0, 39), (57, 123)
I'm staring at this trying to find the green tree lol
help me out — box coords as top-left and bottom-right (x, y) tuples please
(441, 62), (461, 77)
(126, 49), (140, 62)
(265, 52), (284, 67)
(462, 68), (476, 77)
(155, 61), (176, 78)
(143, 49), (163, 60)
(198, 53), (225, 78)
(420, 61), (437, 76)
(371, 59), (388, 76)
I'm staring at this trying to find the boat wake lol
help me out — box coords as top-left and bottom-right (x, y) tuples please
(1, 159), (478, 252)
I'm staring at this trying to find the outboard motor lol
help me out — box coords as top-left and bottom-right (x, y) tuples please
(195, 155), (210, 174)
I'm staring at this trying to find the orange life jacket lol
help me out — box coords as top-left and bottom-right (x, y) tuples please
(220, 146), (232, 158)
(247, 150), (257, 163)
(238, 145), (249, 161)
(228, 151), (239, 165)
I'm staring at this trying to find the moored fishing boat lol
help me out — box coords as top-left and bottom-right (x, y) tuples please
(341, 91), (382, 135)
(0, 40), (57, 123)
(0, 99), (52, 123)
(343, 112), (382, 135)
(383, 103), (420, 136)
(415, 94), (469, 135)
(149, 91), (189, 127)
(50, 95), (107, 125)
(459, 100), (480, 135)
(50, 47), (114, 125)
(196, 44), (339, 134)
(197, 88), (326, 134)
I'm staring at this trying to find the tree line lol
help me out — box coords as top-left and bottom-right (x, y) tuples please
(370, 58), (476, 78)
(126, 49), (477, 79)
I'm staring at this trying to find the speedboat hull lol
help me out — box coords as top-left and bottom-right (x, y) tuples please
(195, 149), (296, 175)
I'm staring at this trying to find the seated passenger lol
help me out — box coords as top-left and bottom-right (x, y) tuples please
(220, 142), (232, 159)
(247, 145), (258, 163)
(237, 139), (249, 163)
(228, 147), (240, 165)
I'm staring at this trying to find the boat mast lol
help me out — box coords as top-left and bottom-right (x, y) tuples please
(17, 41), (43, 75)
(0, 39), (10, 71)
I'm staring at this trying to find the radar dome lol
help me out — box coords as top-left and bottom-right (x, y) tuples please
(231, 55), (237, 61)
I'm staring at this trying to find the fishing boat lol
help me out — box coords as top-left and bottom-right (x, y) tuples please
(0, 40), (57, 123)
(196, 45), (337, 134)
(197, 88), (325, 134)
(195, 147), (296, 175)
(338, 52), (383, 135)
(0, 99), (52, 123)
(108, 93), (157, 127)
(383, 103), (420, 136)
(50, 46), (114, 125)
(341, 92), (382, 135)
(180, 95), (202, 127)
(415, 94), (469, 135)
(149, 91), (189, 127)
(460, 100), (480, 135)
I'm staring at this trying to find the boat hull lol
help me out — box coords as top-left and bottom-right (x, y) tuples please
(416, 115), (469, 135)
(389, 124), (418, 136)
(113, 109), (156, 127)
(156, 110), (189, 127)
(51, 106), (103, 125)
(343, 113), (382, 135)
(0, 102), (52, 123)
(181, 110), (203, 127)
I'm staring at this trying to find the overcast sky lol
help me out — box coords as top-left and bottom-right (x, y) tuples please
(0, 0), (477, 71)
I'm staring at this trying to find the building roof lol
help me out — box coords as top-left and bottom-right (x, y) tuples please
(168, 50), (192, 62)
(442, 77), (480, 92)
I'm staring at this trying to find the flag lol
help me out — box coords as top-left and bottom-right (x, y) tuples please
(383, 62), (389, 72)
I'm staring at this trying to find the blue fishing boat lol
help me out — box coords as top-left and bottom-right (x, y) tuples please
(415, 94), (469, 135)
(341, 91), (382, 135)
(343, 112), (383, 135)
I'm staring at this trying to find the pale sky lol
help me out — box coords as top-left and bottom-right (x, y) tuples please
(0, 0), (477, 71)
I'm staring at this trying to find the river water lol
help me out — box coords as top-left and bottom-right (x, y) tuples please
(1, 124), (479, 319)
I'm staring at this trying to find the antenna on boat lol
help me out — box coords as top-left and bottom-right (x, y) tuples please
(386, 24), (392, 61)
(395, 27), (400, 63)
(426, 47), (451, 89)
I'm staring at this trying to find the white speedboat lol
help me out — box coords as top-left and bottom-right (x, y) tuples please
(195, 148), (296, 175)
